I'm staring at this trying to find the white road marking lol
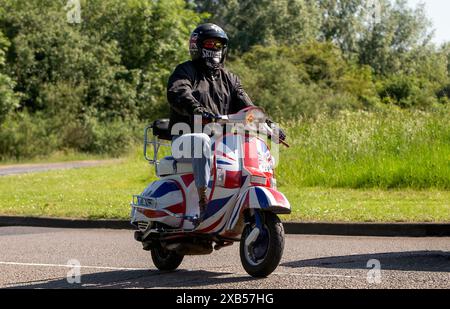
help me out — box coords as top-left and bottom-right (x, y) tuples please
(273, 272), (359, 279)
(0, 261), (361, 279)
(0, 261), (149, 271)
(207, 270), (359, 279)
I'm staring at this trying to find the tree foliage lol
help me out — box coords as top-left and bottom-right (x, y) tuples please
(196, 0), (321, 53)
(229, 42), (377, 119)
(0, 0), (203, 158)
(317, 0), (365, 56)
(357, 0), (434, 75)
(196, 0), (449, 109)
(0, 29), (17, 123)
(0, 0), (448, 159)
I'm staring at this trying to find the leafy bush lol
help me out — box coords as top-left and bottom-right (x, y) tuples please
(0, 0), (448, 162)
(83, 118), (135, 156)
(0, 30), (18, 123)
(0, 111), (138, 160)
(437, 84), (450, 100)
(0, 0), (203, 159)
(378, 74), (439, 109)
(228, 43), (378, 120)
(0, 112), (59, 160)
(80, 0), (206, 121)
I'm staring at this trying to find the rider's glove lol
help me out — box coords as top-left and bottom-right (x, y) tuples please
(193, 106), (216, 121)
(266, 119), (286, 142)
(277, 127), (287, 142)
(193, 106), (207, 115)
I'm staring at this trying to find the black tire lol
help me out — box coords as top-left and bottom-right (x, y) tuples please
(240, 212), (285, 278)
(151, 245), (184, 271)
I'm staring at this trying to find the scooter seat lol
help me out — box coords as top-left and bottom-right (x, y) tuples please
(152, 119), (172, 141)
(156, 156), (193, 177)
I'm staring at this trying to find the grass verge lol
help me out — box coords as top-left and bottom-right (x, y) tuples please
(0, 150), (448, 222)
(0, 108), (449, 222)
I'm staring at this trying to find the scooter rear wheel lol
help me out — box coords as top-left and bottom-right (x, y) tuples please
(240, 212), (285, 277)
(151, 245), (184, 271)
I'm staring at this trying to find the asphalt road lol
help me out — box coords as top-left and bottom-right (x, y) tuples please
(0, 160), (120, 176)
(0, 226), (449, 289)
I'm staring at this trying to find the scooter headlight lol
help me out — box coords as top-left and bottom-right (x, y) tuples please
(245, 108), (266, 125)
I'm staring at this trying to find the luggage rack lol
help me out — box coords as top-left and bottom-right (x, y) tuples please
(143, 124), (171, 166)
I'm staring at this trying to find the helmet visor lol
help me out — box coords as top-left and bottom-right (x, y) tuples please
(202, 39), (224, 50)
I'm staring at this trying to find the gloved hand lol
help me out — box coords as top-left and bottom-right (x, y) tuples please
(193, 106), (217, 121)
(193, 106), (207, 115)
(277, 127), (287, 142)
(266, 119), (286, 142)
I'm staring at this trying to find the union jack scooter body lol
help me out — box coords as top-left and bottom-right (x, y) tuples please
(131, 107), (290, 277)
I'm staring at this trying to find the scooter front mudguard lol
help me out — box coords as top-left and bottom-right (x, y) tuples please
(226, 186), (291, 232)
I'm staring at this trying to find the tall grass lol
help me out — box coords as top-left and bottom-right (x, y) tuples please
(277, 106), (450, 189)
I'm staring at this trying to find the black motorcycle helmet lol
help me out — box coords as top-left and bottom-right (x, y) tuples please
(189, 23), (229, 69)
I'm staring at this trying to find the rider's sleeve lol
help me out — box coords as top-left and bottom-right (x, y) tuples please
(167, 64), (202, 116)
(231, 73), (254, 111)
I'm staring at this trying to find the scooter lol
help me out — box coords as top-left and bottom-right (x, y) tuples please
(130, 107), (291, 277)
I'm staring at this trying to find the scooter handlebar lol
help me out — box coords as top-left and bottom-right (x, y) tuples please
(213, 115), (289, 147)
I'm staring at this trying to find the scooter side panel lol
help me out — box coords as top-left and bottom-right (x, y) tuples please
(132, 179), (185, 228)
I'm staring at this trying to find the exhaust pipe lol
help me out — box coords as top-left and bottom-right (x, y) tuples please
(165, 243), (213, 255)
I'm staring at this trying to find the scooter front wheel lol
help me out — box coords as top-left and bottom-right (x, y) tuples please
(240, 212), (285, 277)
(151, 245), (184, 271)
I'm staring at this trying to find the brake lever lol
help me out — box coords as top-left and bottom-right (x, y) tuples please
(280, 139), (290, 148)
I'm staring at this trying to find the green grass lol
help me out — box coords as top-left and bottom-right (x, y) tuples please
(0, 147), (448, 222)
(0, 108), (449, 222)
(0, 148), (151, 219)
(283, 187), (450, 222)
(278, 107), (450, 189)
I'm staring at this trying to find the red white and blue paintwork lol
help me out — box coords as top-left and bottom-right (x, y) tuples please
(131, 107), (291, 238)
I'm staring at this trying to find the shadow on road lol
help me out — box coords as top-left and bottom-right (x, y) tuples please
(9, 269), (257, 289)
(281, 251), (450, 273)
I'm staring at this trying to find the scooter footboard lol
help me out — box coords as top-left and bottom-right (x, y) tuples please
(130, 180), (186, 228)
(226, 186), (291, 232)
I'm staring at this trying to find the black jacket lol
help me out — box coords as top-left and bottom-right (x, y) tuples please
(167, 60), (253, 133)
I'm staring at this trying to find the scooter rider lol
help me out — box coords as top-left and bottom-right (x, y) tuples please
(167, 23), (253, 224)
(167, 23), (286, 225)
